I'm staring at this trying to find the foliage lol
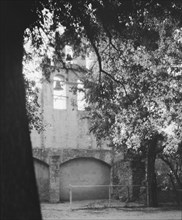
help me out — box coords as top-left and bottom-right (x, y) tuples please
(84, 23), (182, 152)
(24, 0), (182, 158)
(23, 31), (43, 133)
(159, 150), (182, 187)
(23, 77), (43, 133)
(22, 0), (182, 207)
(31, 1), (182, 153)
(25, 0), (182, 156)
(157, 147), (182, 203)
(23, 8), (57, 132)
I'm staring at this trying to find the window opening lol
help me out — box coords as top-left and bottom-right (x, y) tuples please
(65, 45), (73, 63)
(77, 79), (87, 111)
(53, 75), (67, 109)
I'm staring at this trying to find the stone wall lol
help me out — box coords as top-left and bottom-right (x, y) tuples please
(33, 148), (112, 202)
(112, 155), (146, 203)
(131, 159), (146, 202)
(33, 148), (146, 203)
(33, 148), (112, 165)
(34, 158), (50, 202)
(112, 159), (133, 201)
(30, 69), (110, 150)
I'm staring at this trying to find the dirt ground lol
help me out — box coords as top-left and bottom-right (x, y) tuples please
(41, 200), (182, 220)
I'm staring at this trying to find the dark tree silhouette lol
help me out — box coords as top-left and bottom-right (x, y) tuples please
(0, 1), (42, 220)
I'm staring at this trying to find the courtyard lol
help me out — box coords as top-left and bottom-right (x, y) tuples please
(41, 202), (182, 220)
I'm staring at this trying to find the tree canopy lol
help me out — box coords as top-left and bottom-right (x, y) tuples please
(31, 0), (182, 153)
(26, 0), (182, 163)
(21, 0), (182, 207)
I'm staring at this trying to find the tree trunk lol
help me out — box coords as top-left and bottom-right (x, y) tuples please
(146, 137), (158, 207)
(0, 1), (42, 220)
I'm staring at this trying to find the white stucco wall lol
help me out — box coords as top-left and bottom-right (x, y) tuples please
(30, 68), (109, 150)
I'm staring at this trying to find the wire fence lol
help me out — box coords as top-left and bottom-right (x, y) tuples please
(68, 184), (147, 210)
(177, 189), (182, 220)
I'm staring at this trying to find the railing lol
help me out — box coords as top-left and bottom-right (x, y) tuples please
(69, 184), (146, 210)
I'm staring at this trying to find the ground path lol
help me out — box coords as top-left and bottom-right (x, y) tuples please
(41, 201), (181, 220)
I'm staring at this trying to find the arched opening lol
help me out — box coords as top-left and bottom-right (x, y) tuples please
(33, 158), (49, 202)
(77, 79), (87, 111)
(53, 74), (67, 110)
(59, 157), (111, 201)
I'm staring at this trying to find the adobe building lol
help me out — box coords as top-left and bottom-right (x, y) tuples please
(30, 47), (145, 203)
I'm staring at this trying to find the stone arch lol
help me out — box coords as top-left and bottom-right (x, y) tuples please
(33, 157), (49, 167)
(59, 157), (111, 201)
(32, 148), (50, 165)
(61, 149), (112, 165)
(61, 156), (111, 168)
(33, 157), (50, 202)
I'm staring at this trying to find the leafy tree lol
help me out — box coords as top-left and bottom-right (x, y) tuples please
(24, 77), (43, 132)
(46, 0), (182, 207)
(23, 17), (53, 133)
(40, 0), (182, 207)
(1, 3), (182, 219)
(83, 21), (182, 206)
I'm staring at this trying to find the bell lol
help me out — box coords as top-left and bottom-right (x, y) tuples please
(54, 80), (62, 90)
(66, 54), (73, 61)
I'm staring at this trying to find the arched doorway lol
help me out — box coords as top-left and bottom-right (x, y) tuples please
(33, 158), (49, 202)
(59, 157), (111, 201)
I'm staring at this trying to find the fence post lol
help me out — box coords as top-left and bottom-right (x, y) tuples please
(127, 186), (130, 202)
(177, 189), (182, 220)
(109, 185), (111, 207)
(146, 151), (150, 207)
(69, 184), (72, 211)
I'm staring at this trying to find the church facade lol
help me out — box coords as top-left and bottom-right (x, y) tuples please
(30, 49), (145, 203)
